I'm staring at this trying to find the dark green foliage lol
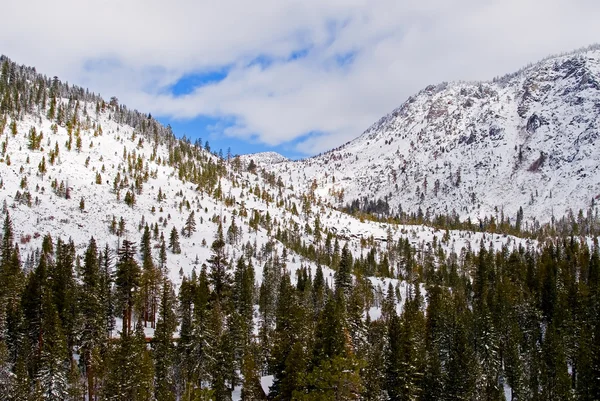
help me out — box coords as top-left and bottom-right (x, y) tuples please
(334, 243), (353, 299)
(169, 226), (181, 254)
(153, 278), (178, 401)
(103, 321), (154, 401)
(183, 211), (196, 238)
(79, 237), (105, 401)
(115, 240), (140, 334)
(35, 291), (69, 400)
(207, 224), (231, 303)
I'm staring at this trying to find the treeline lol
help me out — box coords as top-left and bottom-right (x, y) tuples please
(345, 196), (600, 240)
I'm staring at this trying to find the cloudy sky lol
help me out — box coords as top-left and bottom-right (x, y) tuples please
(2, 0), (599, 158)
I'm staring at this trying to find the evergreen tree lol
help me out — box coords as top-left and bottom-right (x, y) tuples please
(240, 345), (266, 401)
(0, 213), (14, 275)
(271, 273), (306, 399)
(183, 211), (196, 238)
(21, 254), (49, 358)
(540, 323), (572, 400)
(103, 321), (154, 401)
(35, 292), (69, 401)
(139, 224), (160, 328)
(335, 244), (353, 299)
(114, 240), (140, 334)
(169, 226), (181, 254)
(153, 278), (178, 401)
(99, 244), (115, 337)
(159, 238), (167, 273)
(50, 238), (77, 348)
(208, 224), (231, 303)
(78, 237), (104, 401)
(208, 301), (233, 401)
(232, 257), (255, 347)
(299, 337), (364, 401)
(177, 276), (197, 395)
(445, 308), (476, 401)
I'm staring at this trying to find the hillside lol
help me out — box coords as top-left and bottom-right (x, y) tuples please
(0, 55), (520, 290)
(1, 52), (600, 401)
(262, 45), (600, 226)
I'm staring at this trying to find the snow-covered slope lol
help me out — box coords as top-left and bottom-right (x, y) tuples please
(264, 45), (600, 224)
(0, 54), (537, 295)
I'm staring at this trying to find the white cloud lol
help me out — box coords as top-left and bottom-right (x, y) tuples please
(2, 0), (599, 155)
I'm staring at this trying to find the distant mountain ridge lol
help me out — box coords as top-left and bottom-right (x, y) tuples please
(240, 151), (288, 166)
(260, 45), (600, 224)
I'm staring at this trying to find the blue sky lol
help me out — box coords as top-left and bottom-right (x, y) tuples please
(3, 0), (600, 158)
(160, 115), (313, 160)
(157, 49), (344, 159)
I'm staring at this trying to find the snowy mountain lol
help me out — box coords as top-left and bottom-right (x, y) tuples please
(263, 45), (600, 225)
(0, 54), (513, 293)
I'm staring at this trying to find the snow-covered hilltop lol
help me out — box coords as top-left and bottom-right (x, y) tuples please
(264, 45), (600, 224)
(240, 151), (288, 166)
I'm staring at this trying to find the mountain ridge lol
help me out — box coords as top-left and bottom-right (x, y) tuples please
(258, 45), (600, 225)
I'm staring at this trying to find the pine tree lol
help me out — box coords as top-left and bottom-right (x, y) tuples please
(67, 358), (85, 401)
(240, 345), (266, 401)
(540, 323), (572, 400)
(445, 309), (476, 401)
(335, 244), (353, 299)
(78, 237), (105, 401)
(0, 213), (14, 273)
(208, 301), (233, 401)
(271, 273), (303, 399)
(177, 276), (197, 395)
(385, 295), (425, 401)
(274, 341), (307, 401)
(208, 224), (231, 303)
(362, 320), (387, 401)
(99, 244), (115, 337)
(21, 254), (49, 356)
(311, 295), (347, 369)
(153, 278), (178, 401)
(311, 265), (326, 315)
(159, 238), (167, 273)
(139, 224), (160, 327)
(38, 156), (47, 179)
(169, 226), (181, 254)
(232, 257), (255, 347)
(51, 238), (77, 348)
(183, 211), (196, 238)
(1, 214), (24, 356)
(12, 346), (33, 401)
(114, 240), (140, 334)
(299, 337), (364, 401)
(0, 339), (13, 398)
(103, 321), (154, 401)
(35, 292), (69, 401)
(124, 190), (135, 207)
(473, 305), (501, 401)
